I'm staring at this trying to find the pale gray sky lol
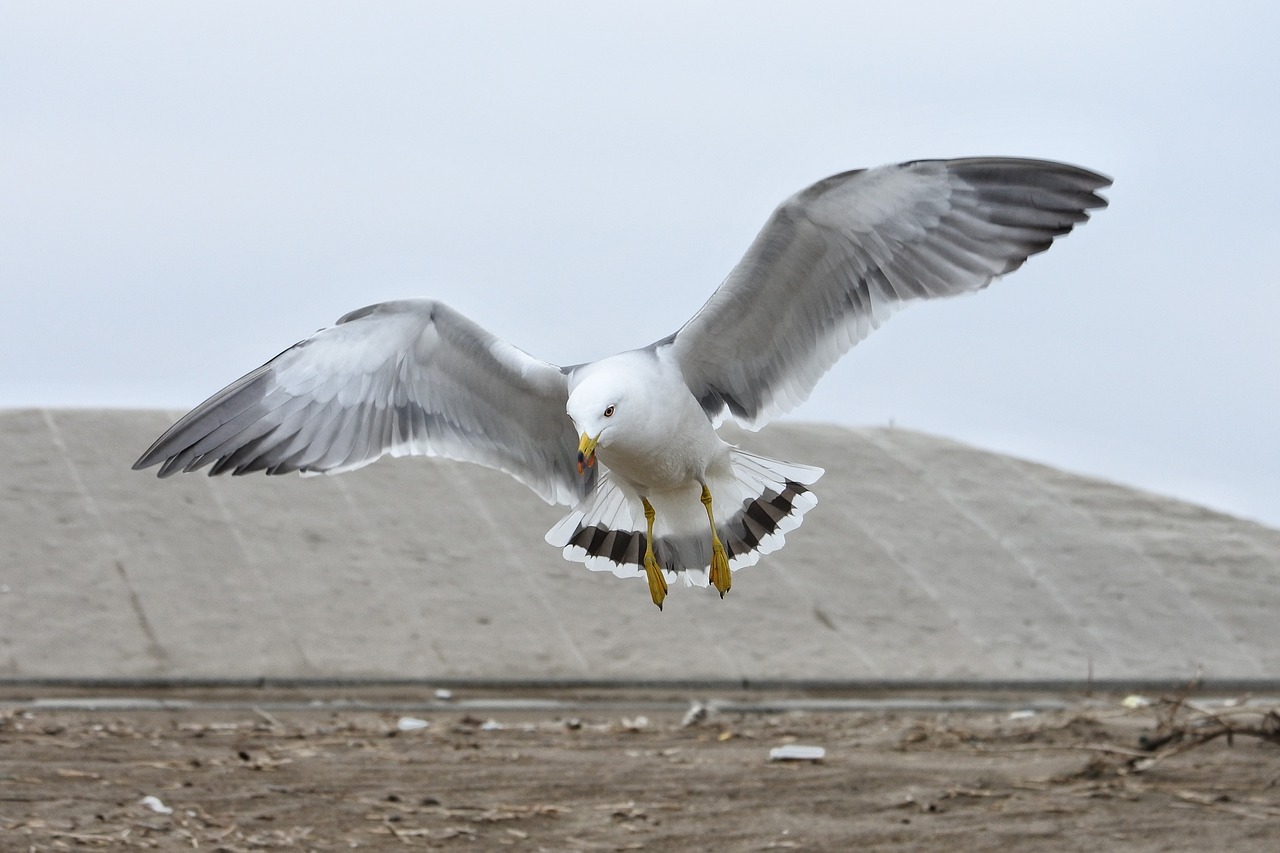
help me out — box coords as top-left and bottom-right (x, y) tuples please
(3, 2), (1277, 527)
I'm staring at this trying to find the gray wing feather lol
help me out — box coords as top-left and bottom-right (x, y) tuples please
(666, 157), (1111, 428)
(134, 299), (594, 506)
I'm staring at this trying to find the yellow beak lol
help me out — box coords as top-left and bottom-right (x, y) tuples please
(577, 432), (599, 475)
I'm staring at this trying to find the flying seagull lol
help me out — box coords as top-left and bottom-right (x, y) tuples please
(135, 157), (1110, 609)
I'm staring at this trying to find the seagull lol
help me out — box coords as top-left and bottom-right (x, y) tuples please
(134, 157), (1110, 609)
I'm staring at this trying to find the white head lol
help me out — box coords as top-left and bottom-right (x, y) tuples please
(566, 352), (657, 473)
(567, 369), (625, 473)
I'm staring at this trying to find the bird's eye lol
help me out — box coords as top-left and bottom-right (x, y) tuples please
(603, 405), (615, 418)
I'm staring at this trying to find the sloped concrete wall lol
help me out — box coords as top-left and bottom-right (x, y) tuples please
(2, 409), (1276, 682)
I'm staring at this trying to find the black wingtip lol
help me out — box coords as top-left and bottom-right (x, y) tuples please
(131, 452), (166, 476)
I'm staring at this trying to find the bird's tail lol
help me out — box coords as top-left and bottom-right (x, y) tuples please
(544, 449), (823, 588)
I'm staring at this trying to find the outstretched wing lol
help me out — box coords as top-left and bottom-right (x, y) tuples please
(134, 299), (593, 506)
(665, 157), (1111, 429)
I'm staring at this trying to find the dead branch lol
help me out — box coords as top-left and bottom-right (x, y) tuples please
(1121, 694), (1280, 773)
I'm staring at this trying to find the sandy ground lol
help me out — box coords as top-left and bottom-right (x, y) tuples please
(2, 693), (1278, 851)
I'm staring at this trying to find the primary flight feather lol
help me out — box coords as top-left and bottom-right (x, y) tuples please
(135, 157), (1111, 608)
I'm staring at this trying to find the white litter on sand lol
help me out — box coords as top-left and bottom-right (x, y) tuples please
(396, 717), (430, 732)
(681, 701), (709, 727)
(768, 745), (826, 762)
(140, 795), (173, 814)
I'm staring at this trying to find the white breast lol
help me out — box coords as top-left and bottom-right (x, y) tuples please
(569, 350), (728, 495)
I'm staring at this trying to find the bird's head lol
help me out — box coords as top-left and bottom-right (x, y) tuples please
(566, 370), (626, 475)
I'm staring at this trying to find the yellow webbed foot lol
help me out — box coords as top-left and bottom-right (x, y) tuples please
(700, 483), (732, 599)
(709, 541), (731, 598)
(641, 496), (667, 610)
(644, 551), (668, 610)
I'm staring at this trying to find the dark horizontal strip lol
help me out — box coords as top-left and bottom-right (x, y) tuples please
(1, 675), (1273, 696)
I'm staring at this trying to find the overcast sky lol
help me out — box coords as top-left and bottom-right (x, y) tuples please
(3, 2), (1277, 528)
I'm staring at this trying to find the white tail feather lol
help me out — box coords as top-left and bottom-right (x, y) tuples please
(545, 449), (823, 590)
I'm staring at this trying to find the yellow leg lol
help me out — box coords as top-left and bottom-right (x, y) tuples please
(641, 498), (668, 610)
(700, 485), (732, 598)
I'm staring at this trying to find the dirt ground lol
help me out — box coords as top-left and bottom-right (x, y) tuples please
(2, 691), (1278, 852)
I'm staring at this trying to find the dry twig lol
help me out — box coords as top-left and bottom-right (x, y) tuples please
(1125, 697), (1280, 772)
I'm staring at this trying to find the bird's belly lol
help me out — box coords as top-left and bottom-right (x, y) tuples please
(598, 439), (714, 494)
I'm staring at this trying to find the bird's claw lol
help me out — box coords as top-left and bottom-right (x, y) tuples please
(644, 553), (668, 610)
(709, 544), (731, 598)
